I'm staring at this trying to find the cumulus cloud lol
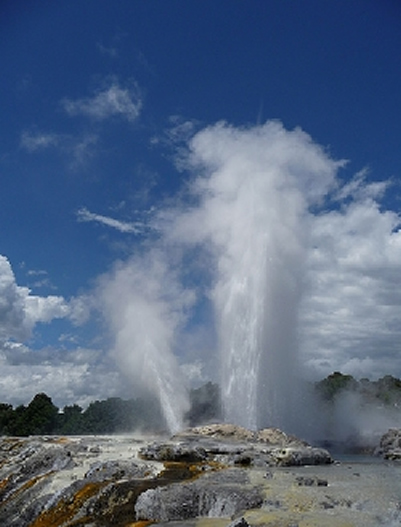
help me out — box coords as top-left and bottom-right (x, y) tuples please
(0, 257), (109, 408)
(300, 191), (401, 379)
(62, 80), (142, 122)
(0, 342), (124, 409)
(0, 255), (85, 342)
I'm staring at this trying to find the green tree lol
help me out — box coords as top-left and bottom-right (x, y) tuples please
(0, 403), (14, 435)
(315, 372), (358, 402)
(56, 404), (84, 434)
(23, 393), (59, 435)
(374, 375), (401, 406)
(7, 404), (29, 436)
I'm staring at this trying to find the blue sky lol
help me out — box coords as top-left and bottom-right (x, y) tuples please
(1, 0), (401, 411)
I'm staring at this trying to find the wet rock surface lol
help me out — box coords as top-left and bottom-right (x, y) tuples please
(376, 428), (401, 459)
(0, 428), (400, 526)
(142, 424), (332, 468)
(135, 468), (264, 522)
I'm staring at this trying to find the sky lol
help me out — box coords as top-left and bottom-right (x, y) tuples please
(1, 0), (401, 412)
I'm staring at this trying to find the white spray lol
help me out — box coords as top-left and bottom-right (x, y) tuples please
(170, 121), (341, 430)
(100, 121), (342, 434)
(98, 250), (193, 433)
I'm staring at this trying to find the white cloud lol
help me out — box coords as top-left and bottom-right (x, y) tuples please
(69, 133), (98, 167)
(20, 129), (98, 168)
(62, 80), (142, 122)
(77, 207), (146, 234)
(300, 194), (401, 379)
(0, 342), (125, 409)
(160, 121), (401, 388)
(0, 255), (85, 342)
(20, 131), (59, 152)
(0, 257), (112, 408)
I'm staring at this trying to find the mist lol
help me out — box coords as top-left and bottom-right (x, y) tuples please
(96, 120), (401, 438)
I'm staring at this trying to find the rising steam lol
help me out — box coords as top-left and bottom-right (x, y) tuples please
(97, 249), (194, 433)
(100, 121), (394, 435)
(166, 122), (342, 431)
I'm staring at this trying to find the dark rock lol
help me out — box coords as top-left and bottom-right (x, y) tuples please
(227, 517), (250, 527)
(84, 459), (155, 482)
(135, 469), (264, 521)
(296, 475), (328, 486)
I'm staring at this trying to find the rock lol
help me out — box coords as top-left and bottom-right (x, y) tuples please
(165, 424), (332, 468)
(0, 429), (332, 526)
(84, 459), (157, 482)
(0, 436), (159, 527)
(296, 475), (328, 486)
(227, 517), (250, 527)
(269, 446), (333, 466)
(135, 468), (264, 521)
(376, 428), (401, 459)
(138, 442), (207, 462)
(256, 427), (309, 447)
(174, 423), (256, 442)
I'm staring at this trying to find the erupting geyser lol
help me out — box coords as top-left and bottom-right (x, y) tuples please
(100, 121), (342, 434)
(179, 122), (340, 431)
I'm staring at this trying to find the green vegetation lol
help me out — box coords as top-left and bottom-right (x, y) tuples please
(2, 374), (401, 437)
(315, 372), (401, 407)
(0, 383), (220, 437)
(315, 372), (358, 402)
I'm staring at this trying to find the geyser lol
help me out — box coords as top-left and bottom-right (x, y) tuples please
(174, 122), (341, 431)
(98, 250), (192, 434)
(100, 121), (342, 434)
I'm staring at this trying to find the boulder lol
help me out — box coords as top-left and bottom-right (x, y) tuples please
(269, 446), (333, 466)
(138, 442), (207, 462)
(256, 427), (308, 447)
(146, 424), (332, 468)
(174, 423), (256, 441)
(376, 428), (401, 459)
(135, 469), (264, 521)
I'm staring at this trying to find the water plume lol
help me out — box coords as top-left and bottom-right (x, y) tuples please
(100, 121), (344, 434)
(97, 250), (193, 433)
(169, 121), (341, 431)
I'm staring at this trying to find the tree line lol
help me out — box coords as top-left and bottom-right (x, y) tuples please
(315, 372), (401, 406)
(1, 374), (401, 436)
(0, 382), (220, 437)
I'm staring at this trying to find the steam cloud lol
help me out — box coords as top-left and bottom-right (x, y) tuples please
(98, 120), (401, 435)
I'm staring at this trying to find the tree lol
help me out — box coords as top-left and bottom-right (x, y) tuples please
(0, 403), (14, 435)
(57, 404), (84, 434)
(23, 393), (59, 435)
(315, 372), (357, 402)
